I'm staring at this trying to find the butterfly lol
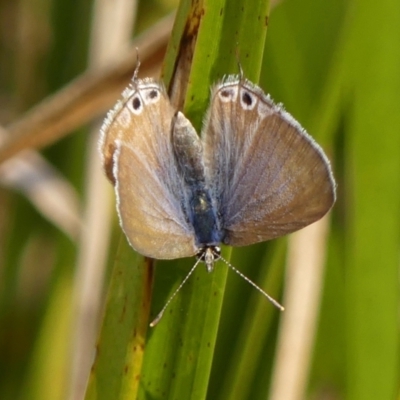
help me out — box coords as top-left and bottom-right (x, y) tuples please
(99, 65), (336, 322)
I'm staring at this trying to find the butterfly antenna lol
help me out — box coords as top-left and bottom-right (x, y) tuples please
(234, 50), (245, 82)
(133, 47), (141, 82)
(150, 256), (203, 327)
(219, 255), (285, 311)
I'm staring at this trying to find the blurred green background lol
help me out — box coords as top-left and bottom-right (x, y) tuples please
(0, 0), (399, 399)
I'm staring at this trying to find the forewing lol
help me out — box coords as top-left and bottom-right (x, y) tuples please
(202, 77), (336, 246)
(99, 79), (197, 259)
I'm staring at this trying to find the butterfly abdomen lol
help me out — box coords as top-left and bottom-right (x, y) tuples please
(190, 188), (222, 247)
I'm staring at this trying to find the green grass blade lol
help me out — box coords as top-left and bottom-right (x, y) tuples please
(85, 238), (152, 400)
(218, 240), (286, 400)
(138, 0), (272, 399)
(343, 1), (400, 398)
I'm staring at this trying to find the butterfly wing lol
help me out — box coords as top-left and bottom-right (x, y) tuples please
(202, 77), (336, 247)
(99, 79), (197, 259)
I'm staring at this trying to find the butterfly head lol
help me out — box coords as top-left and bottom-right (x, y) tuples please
(196, 246), (221, 273)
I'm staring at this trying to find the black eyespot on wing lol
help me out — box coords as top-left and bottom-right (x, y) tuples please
(148, 89), (158, 99)
(242, 91), (253, 106)
(132, 96), (141, 110)
(220, 89), (233, 98)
